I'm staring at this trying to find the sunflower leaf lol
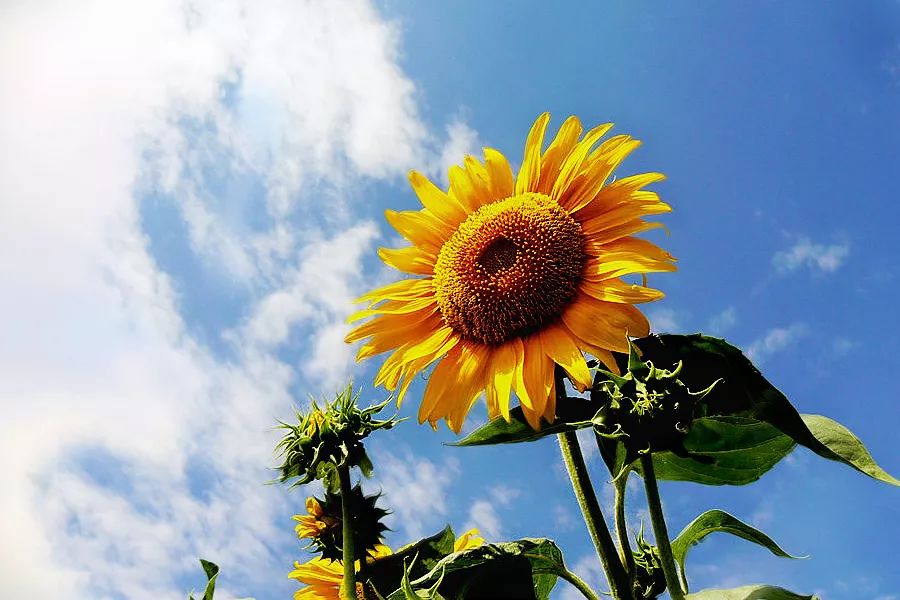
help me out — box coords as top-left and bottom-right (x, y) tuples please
(393, 539), (564, 600)
(799, 414), (900, 486)
(632, 416), (796, 485)
(363, 526), (456, 598)
(450, 400), (596, 446)
(671, 509), (803, 592)
(630, 334), (899, 485)
(685, 584), (819, 599)
(188, 559), (219, 600)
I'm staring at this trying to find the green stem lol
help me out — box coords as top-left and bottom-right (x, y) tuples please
(555, 566), (605, 600)
(338, 464), (357, 600)
(614, 470), (635, 579)
(555, 371), (631, 599)
(639, 455), (684, 600)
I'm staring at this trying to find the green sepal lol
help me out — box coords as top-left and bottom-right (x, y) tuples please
(685, 584), (818, 599)
(451, 399), (597, 446)
(671, 509), (803, 592)
(188, 559), (219, 600)
(304, 483), (390, 562)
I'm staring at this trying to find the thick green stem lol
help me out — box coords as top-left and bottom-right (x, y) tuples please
(614, 471), (635, 579)
(555, 369), (631, 600)
(639, 455), (684, 600)
(338, 464), (357, 600)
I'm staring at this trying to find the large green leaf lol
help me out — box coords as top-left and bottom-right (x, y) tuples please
(685, 584), (818, 599)
(188, 560), (218, 600)
(452, 399), (596, 446)
(671, 509), (802, 591)
(388, 539), (565, 600)
(800, 414), (899, 486)
(629, 335), (898, 486)
(363, 526), (457, 597)
(633, 416), (796, 485)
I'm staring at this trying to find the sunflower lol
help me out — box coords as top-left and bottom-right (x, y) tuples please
(289, 531), (484, 599)
(294, 497), (340, 541)
(346, 113), (675, 432)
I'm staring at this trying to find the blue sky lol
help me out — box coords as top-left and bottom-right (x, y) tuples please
(1, 1), (898, 599)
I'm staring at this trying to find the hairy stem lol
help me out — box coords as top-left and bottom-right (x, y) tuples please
(556, 371), (631, 599)
(639, 455), (684, 600)
(338, 464), (357, 600)
(614, 470), (636, 579)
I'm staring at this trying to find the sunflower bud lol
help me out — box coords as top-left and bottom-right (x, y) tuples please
(591, 342), (719, 464)
(275, 383), (401, 491)
(631, 524), (667, 599)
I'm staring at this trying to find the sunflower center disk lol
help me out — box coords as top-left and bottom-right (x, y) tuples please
(433, 192), (586, 345)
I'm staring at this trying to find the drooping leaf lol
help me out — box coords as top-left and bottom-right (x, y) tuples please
(452, 399), (596, 446)
(633, 416), (796, 485)
(188, 559), (219, 600)
(363, 526), (456, 597)
(800, 414), (899, 486)
(396, 539), (565, 600)
(685, 584), (818, 599)
(671, 509), (802, 591)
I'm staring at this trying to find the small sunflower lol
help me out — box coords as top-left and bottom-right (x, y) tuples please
(346, 113), (675, 432)
(294, 497), (341, 541)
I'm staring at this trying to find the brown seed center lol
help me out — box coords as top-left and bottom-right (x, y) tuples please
(433, 192), (586, 345)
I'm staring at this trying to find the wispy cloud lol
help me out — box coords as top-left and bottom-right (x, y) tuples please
(647, 307), (683, 333)
(372, 448), (460, 542)
(746, 323), (808, 364)
(0, 1), (476, 598)
(773, 236), (850, 275)
(463, 485), (521, 540)
(707, 306), (737, 335)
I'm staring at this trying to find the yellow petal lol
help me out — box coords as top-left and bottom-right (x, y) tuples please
(355, 278), (432, 304)
(580, 278), (664, 305)
(385, 209), (450, 253)
(522, 334), (552, 423)
(539, 325), (592, 391)
(550, 122), (613, 201)
(536, 115), (583, 195)
(347, 296), (436, 323)
(378, 246), (436, 275)
(515, 112), (551, 195)
(485, 340), (516, 422)
(418, 345), (464, 425)
(559, 136), (641, 212)
(408, 170), (468, 227)
(561, 293), (649, 353)
(345, 305), (436, 344)
(483, 147), (514, 199)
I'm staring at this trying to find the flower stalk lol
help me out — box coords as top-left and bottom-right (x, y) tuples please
(557, 370), (632, 600)
(614, 471), (636, 579)
(639, 454), (684, 600)
(338, 464), (357, 600)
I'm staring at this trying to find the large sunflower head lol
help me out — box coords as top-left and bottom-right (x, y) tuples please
(346, 113), (676, 433)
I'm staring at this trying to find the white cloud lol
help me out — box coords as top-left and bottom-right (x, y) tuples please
(463, 485), (521, 541)
(746, 323), (808, 364)
(773, 236), (850, 275)
(432, 118), (482, 186)
(646, 307), (682, 333)
(371, 447), (460, 542)
(0, 1), (476, 598)
(707, 306), (737, 335)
